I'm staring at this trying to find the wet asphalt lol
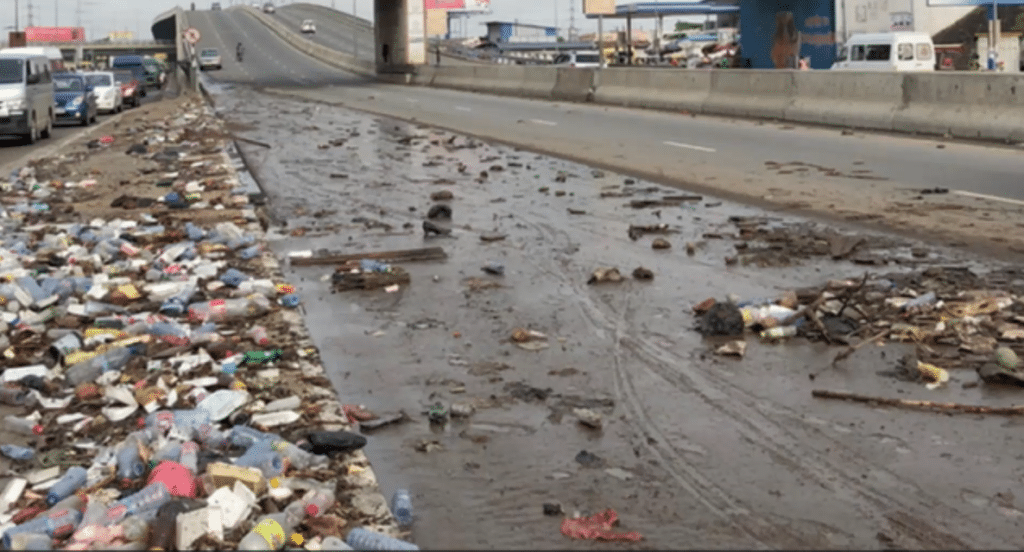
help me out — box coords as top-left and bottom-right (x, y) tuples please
(208, 82), (1024, 549)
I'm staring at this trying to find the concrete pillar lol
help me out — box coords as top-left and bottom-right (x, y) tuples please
(374, 0), (426, 72)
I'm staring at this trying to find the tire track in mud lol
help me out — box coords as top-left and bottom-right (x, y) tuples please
(522, 216), (1004, 549)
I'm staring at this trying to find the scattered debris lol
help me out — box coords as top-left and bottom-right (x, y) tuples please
(715, 340), (747, 358)
(651, 238), (671, 250)
(632, 267), (654, 280)
(560, 509), (643, 542)
(588, 267), (623, 285)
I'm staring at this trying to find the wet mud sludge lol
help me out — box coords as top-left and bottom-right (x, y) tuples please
(219, 85), (1024, 550)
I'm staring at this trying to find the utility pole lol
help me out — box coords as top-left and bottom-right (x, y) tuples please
(14, 0), (19, 31)
(27, 1), (33, 27)
(568, 0), (575, 41)
(55, 0), (58, 26)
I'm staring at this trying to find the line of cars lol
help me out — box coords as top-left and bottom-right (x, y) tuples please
(0, 48), (165, 145)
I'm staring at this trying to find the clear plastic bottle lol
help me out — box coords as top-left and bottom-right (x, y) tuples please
(760, 326), (798, 340)
(1, 444), (35, 461)
(46, 466), (88, 506)
(144, 410), (212, 435)
(4, 414), (42, 436)
(220, 268), (250, 288)
(234, 447), (285, 479)
(228, 426), (281, 449)
(344, 528), (419, 551)
(158, 280), (198, 317)
(65, 347), (135, 386)
(2, 508), (83, 548)
(186, 294), (271, 323)
(239, 244), (262, 260)
(247, 325), (270, 346)
(103, 482), (171, 525)
(153, 441), (183, 464)
(116, 435), (147, 485)
(178, 441), (199, 472)
(184, 222), (205, 241)
(286, 488), (335, 519)
(390, 489), (413, 528)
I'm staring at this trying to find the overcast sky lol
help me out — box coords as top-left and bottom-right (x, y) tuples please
(0, 0), (696, 41)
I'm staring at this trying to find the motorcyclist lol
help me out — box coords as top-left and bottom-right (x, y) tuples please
(236, 42), (244, 60)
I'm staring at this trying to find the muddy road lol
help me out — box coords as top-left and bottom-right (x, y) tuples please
(211, 84), (1024, 550)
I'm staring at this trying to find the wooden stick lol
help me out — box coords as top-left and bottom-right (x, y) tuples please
(233, 136), (272, 149)
(831, 329), (889, 366)
(812, 389), (1024, 415)
(291, 246), (447, 267)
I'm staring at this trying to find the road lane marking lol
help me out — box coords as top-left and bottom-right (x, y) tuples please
(530, 119), (557, 126)
(455, 106), (471, 111)
(663, 141), (716, 153)
(953, 189), (1024, 208)
(406, 98), (419, 103)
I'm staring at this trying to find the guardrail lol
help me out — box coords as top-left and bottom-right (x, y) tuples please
(407, 65), (1024, 143)
(236, 4), (374, 77)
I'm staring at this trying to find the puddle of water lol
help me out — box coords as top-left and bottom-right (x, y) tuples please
(212, 85), (1024, 550)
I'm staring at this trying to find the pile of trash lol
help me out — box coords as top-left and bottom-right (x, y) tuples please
(0, 99), (417, 550)
(695, 266), (1024, 389)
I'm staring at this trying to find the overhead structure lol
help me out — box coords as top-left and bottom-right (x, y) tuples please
(584, 1), (740, 64)
(375, 0), (427, 71)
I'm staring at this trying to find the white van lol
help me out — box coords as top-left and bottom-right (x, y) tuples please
(0, 52), (54, 144)
(552, 50), (602, 68)
(1, 46), (67, 73)
(832, 32), (935, 71)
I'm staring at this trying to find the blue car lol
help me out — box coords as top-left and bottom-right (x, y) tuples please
(52, 73), (97, 127)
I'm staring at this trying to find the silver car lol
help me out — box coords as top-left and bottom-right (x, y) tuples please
(198, 48), (222, 71)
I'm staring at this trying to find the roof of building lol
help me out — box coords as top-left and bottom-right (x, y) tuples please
(585, 1), (740, 19)
(483, 21), (558, 30)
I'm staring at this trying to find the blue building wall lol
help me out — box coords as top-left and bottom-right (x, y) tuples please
(739, 0), (836, 69)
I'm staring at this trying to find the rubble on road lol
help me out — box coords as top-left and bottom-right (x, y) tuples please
(0, 96), (409, 550)
(696, 265), (1024, 390)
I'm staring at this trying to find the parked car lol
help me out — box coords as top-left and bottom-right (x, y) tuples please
(52, 72), (97, 127)
(211, 2), (221, 10)
(263, 2), (275, 13)
(301, 19), (316, 34)
(552, 50), (602, 68)
(199, 48), (222, 71)
(141, 57), (166, 87)
(111, 55), (159, 90)
(0, 52), (54, 144)
(112, 69), (141, 107)
(82, 71), (122, 114)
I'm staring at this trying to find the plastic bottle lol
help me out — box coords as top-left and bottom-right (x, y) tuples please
(248, 325), (270, 346)
(320, 536), (354, 551)
(279, 294), (300, 308)
(4, 415), (42, 436)
(46, 466), (88, 506)
(116, 435), (147, 485)
(235, 445), (286, 478)
(65, 347), (135, 386)
(0, 385), (30, 406)
(15, 276), (48, 304)
(6, 532), (53, 550)
(153, 441), (183, 464)
(239, 244), (262, 260)
(143, 410), (213, 442)
(228, 426), (282, 449)
(49, 332), (82, 360)
(760, 326), (798, 340)
(902, 291), (937, 312)
(245, 349), (282, 364)
(184, 222), (205, 241)
(390, 489), (413, 528)
(2, 508), (83, 548)
(178, 441), (199, 472)
(220, 268), (249, 288)
(104, 482), (171, 525)
(741, 305), (796, 328)
(1, 444), (35, 461)
(187, 294), (271, 323)
(286, 488), (335, 519)
(359, 260), (391, 273)
(236, 512), (294, 551)
(158, 280), (197, 317)
(344, 528), (419, 551)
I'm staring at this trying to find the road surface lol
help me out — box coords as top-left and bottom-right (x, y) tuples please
(275, 2), (374, 61)
(189, 7), (1024, 550)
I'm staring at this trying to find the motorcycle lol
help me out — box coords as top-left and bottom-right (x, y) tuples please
(236, 49), (244, 62)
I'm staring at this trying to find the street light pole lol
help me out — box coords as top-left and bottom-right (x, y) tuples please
(14, 0), (20, 32)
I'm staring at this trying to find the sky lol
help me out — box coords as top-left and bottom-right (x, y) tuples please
(0, 0), (702, 41)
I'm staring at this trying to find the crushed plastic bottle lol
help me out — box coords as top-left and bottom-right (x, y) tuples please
(46, 466), (88, 506)
(345, 528), (420, 551)
(0, 444), (35, 461)
(187, 294), (271, 323)
(391, 489), (413, 528)
(2, 508), (83, 548)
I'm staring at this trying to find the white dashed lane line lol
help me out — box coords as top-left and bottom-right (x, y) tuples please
(529, 119), (557, 126)
(953, 189), (1024, 207)
(663, 140), (716, 153)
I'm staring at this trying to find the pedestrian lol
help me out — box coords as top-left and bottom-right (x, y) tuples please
(382, 44), (389, 64)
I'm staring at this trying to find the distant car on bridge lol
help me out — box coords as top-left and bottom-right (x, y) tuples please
(211, 2), (221, 10)
(301, 20), (316, 34)
(263, 2), (276, 14)
(199, 48), (222, 71)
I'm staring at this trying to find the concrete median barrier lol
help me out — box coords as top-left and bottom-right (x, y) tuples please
(594, 68), (710, 113)
(702, 71), (795, 120)
(518, 66), (559, 99)
(785, 71), (901, 131)
(551, 68), (595, 102)
(893, 73), (1024, 142)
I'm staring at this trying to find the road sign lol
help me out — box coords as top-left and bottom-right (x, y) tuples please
(183, 27), (201, 44)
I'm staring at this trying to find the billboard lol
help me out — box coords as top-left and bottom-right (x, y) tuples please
(25, 26), (86, 43)
(424, 0), (465, 9)
(108, 31), (135, 42)
(449, 0), (490, 14)
(584, 0), (616, 15)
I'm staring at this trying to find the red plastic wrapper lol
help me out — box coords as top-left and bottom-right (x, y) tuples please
(560, 509), (643, 542)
